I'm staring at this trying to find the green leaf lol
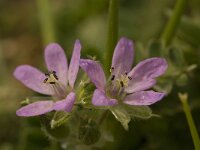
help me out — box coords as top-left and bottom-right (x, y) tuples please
(124, 105), (153, 119)
(110, 105), (131, 130)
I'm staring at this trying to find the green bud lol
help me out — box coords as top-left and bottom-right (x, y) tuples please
(78, 81), (96, 105)
(78, 119), (101, 145)
(168, 47), (185, 67)
(153, 78), (173, 94)
(176, 73), (188, 87)
(40, 112), (70, 141)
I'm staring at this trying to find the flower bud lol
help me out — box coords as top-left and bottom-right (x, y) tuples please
(78, 119), (101, 145)
(40, 112), (69, 141)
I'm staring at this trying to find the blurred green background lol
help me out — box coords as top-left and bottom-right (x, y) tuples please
(0, 0), (200, 149)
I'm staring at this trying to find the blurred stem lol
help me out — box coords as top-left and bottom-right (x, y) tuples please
(98, 110), (109, 125)
(36, 0), (56, 45)
(104, 0), (119, 75)
(178, 93), (200, 150)
(0, 45), (8, 79)
(161, 0), (187, 46)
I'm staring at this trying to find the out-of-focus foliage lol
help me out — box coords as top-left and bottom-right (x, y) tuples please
(0, 0), (200, 149)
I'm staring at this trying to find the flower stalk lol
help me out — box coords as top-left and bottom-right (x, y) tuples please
(36, 0), (56, 44)
(104, 0), (119, 75)
(161, 0), (187, 46)
(178, 93), (200, 150)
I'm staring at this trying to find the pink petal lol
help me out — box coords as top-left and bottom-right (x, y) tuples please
(111, 37), (134, 78)
(125, 79), (156, 93)
(68, 40), (81, 88)
(45, 43), (68, 86)
(128, 58), (168, 81)
(80, 59), (106, 91)
(16, 101), (54, 117)
(92, 89), (117, 106)
(53, 92), (75, 112)
(124, 90), (165, 105)
(13, 65), (53, 95)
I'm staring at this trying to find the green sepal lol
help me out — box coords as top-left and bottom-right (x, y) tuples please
(124, 104), (153, 119)
(110, 105), (131, 130)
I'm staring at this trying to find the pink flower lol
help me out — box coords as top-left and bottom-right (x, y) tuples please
(14, 40), (81, 117)
(80, 37), (168, 107)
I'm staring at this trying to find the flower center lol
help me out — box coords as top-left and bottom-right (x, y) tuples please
(43, 71), (58, 84)
(106, 67), (132, 100)
(43, 71), (67, 99)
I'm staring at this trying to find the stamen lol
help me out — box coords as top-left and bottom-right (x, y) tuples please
(45, 73), (49, 76)
(111, 75), (115, 81)
(125, 72), (128, 75)
(128, 76), (132, 80)
(43, 78), (48, 83)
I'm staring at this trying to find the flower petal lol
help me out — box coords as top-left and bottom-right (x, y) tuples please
(128, 58), (168, 81)
(53, 92), (75, 112)
(68, 40), (81, 88)
(125, 79), (156, 93)
(80, 59), (106, 91)
(13, 65), (53, 95)
(45, 43), (68, 86)
(124, 90), (165, 105)
(16, 101), (54, 117)
(111, 37), (134, 78)
(92, 89), (117, 106)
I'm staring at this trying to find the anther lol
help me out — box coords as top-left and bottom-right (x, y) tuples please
(111, 75), (115, 81)
(45, 73), (49, 76)
(128, 76), (132, 80)
(125, 72), (128, 75)
(120, 81), (124, 87)
(43, 78), (48, 83)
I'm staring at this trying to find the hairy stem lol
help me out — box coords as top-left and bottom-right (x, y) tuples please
(104, 0), (119, 75)
(179, 93), (200, 150)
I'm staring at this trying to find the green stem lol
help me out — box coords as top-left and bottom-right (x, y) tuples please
(179, 93), (200, 150)
(161, 0), (187, 46)
(36, 0), (56, 45)
(104, 0), (119, 75)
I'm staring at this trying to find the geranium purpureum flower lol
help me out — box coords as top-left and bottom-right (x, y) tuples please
(80, 37), (168, 107)
(14, 40), (81, 116)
